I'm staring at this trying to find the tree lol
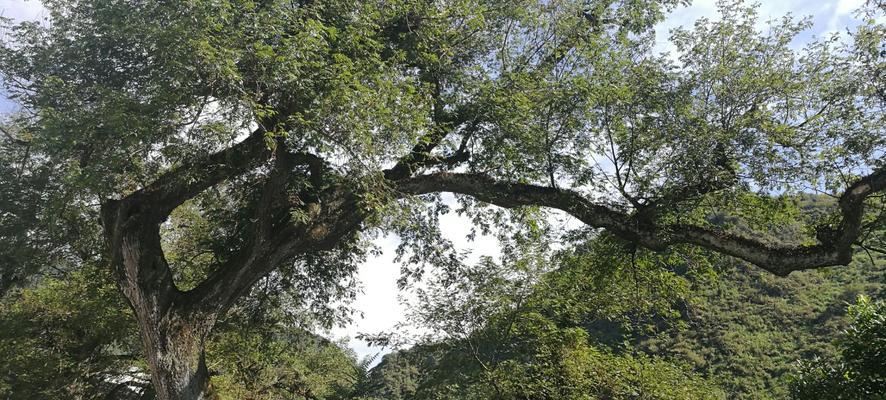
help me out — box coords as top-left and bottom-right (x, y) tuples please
(790, 295), (886, 399)
(0, 0), (883, 398)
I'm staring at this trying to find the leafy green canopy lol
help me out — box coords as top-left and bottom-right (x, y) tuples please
(0, 0), (884, 396)
(1, 0), (882, 291)
(0, 265), (138, 399)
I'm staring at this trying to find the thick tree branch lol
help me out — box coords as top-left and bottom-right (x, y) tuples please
(184, 162), (366, 316)
(180, 144), (301, 315)
(123, 128), (273, 223)
(395, 168), (886, 276)
(385, 127), (451, 180)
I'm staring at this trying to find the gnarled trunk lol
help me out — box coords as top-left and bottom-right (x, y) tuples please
(102, 201), (217, 400)
(118, 241), (215, 400)
(95, 131), (367, 400)
(137, 313), (213, 400)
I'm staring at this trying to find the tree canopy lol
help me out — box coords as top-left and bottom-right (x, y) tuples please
(0, 0), (884, 399)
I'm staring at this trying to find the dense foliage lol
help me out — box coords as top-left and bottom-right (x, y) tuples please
(0, 260), (364, 399)
(641, 257), (885, 399)
(360, 265), (886, 399)
(0, 265), (138, 398)
(363, 215), (885, 399)
(2, 226), (883, 399)
(790, 295), (886, 400)
(0, 0), (883, 398)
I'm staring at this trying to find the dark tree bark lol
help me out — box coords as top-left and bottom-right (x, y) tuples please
(137, 313), (213, 400)
(99, 132), (366, 399)
(395, 170), (886, 276)
(101, 202), (216, 399)
(98, 129), (273, 399)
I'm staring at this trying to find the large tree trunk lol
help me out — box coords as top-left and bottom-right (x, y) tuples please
(96, 134), (363, 400)
(136, 312), (213, 400)
(102, 201), (217, 400)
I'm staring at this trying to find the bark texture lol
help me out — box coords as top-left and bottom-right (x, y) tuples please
(100, 132), (365, 399)
(101, 201), (216, 400)
(138, 315), (213, 400)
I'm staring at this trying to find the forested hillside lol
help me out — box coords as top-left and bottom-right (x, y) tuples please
(643, 258), (884, 399)
(362, 236), (885, 399)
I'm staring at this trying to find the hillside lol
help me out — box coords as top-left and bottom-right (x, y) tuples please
(362, 192), (886, 399)
(642, 255), (885, 399)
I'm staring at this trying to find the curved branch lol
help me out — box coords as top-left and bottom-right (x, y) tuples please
(124, 129), (273, 223)
(184, 180), (366, 316)
(395, 169), (886, 276)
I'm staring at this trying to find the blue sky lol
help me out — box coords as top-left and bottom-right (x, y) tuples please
(0, 0), (875, 362)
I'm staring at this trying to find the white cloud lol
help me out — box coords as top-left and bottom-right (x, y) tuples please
(329, 234), (407, 362)
(330, 193), (502, 362)
(653, 0), (719, 56)
(0, 0), (46, 23)
(653, 0), (866, 59)
(835, 0), (864, 15)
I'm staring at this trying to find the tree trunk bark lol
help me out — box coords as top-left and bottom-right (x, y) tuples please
(102, 201), (217, 400)
(136, 313), (213, 400)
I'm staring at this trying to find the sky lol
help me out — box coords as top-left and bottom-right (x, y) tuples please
(0, 0), (874, 362)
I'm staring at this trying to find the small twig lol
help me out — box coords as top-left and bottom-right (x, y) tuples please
(0, 125), (28, 146)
